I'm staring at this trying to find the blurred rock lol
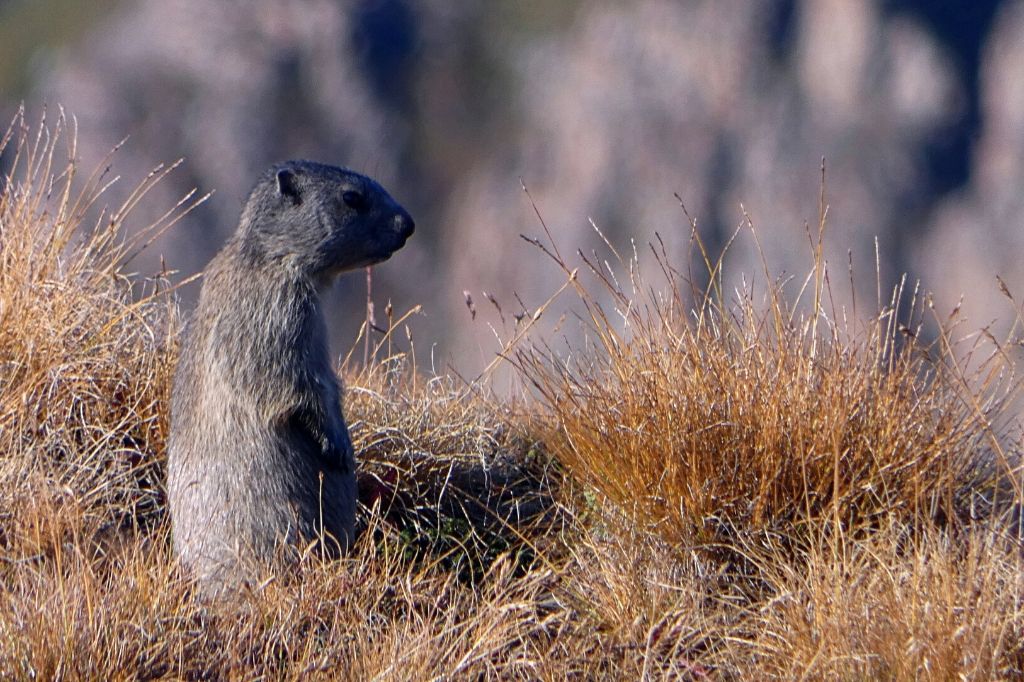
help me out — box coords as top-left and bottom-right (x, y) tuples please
(922, 0), (1024, 332)
(17, 0), (1023, 381)
(443, 0), (961, 369)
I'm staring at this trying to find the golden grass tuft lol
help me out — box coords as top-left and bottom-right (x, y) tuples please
(514, 210), (1023, 550)
(734, 522), (1024, 679)
(346, 360), (559, 583)
(0, 107), (197, 531)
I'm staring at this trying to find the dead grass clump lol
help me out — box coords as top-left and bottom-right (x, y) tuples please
(514, 216), (1020, 549)
(346, 355), (560, 583)
(543, 514), (734, 678)
(731, 521), (1024, 679)
(507, 204), (1024, 677)
(0, 495), (570, 680)
(0, 107), (201, 531)
(0, 487), (203, 679)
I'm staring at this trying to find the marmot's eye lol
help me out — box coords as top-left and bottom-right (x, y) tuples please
(342, 190), (368, 211)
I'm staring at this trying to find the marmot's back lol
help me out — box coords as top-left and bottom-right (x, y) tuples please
(167, 161), (414, 595)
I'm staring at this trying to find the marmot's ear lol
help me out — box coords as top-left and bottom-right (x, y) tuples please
(276, 168), (302, 205)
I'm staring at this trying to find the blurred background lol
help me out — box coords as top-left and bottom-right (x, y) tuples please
(2, 0), (1022, 378)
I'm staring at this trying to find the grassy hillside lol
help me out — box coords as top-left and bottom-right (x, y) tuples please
(0, 109), (1021, 680)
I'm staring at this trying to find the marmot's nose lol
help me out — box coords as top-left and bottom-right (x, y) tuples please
(393, 210), (415, 240)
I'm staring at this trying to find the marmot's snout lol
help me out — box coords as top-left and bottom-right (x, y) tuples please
(393, 209), (415, 241)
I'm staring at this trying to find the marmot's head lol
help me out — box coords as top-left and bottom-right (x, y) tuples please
(238, 160), (414, 280)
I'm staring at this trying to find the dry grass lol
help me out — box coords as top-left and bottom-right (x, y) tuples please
(513, 206), (1022, 551)
(735, 522), (1024, 679)
(0, 106), (192, 534)
(0, 110), (1022, 680)
(346, 360), (559, 584)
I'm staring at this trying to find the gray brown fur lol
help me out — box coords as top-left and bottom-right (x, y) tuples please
(167, 160), (414, 594)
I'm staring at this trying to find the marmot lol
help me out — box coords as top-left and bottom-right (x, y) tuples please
(167, 160), (414, 594)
